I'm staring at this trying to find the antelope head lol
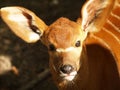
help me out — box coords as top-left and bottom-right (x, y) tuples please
(0, 7), (86, 85)
(0, 0), (115, 89)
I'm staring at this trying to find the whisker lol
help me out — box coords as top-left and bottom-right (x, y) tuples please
(52, 64), (57, 73)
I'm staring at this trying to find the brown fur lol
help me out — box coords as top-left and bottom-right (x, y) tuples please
(0, 0), (120, 90)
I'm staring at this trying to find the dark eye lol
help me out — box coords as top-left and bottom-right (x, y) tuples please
(49, 44), (56, 51)
(75, 40), (81, 47)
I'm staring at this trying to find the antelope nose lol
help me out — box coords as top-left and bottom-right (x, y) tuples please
(60, 64), (74, 74)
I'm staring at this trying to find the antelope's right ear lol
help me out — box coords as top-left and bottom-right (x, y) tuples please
(0, 6), (48, 43)
(81, 0), (114, 32)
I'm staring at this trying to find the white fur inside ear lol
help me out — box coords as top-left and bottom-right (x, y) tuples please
(1, 7), (43, 43)
(81, 0), (109, 32)
(28, 32), (40, 42)
(81, 0), (93, 30)
(85, 23), (98, 32)
(8, 14), (28, 22)
(1, 7), (28, 23)
(4, 7), (28, 22)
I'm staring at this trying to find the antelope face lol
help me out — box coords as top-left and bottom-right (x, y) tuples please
(0, 7), (86, 85)
(42, 17), (86, 84)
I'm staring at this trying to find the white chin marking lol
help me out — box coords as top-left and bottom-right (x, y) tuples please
(60, 71), (77, 81)
(64, 75), (75, 81)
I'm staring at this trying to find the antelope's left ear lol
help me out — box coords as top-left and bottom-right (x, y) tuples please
(81, 0), (114, 32)
(0, 6), (48, 43)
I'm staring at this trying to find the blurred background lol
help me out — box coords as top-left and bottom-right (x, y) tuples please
(0, 0), (85, 90)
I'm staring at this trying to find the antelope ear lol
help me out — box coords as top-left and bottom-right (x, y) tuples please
(81, 0), (114, 32)
(0, 6), (48, 43)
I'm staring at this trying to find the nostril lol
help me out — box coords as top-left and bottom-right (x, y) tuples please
(60, 64), (74, 74)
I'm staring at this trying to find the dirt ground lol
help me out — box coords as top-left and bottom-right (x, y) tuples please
(0, 0), (85, 90)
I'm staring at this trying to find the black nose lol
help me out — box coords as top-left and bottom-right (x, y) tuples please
(60, 64), (74, 74)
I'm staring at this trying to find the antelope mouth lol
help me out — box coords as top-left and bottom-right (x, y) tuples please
(60, 71), (77, 81)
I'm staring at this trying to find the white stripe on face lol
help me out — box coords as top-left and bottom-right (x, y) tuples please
(56, 47), (75, 52)
(56, 47), (82, 53)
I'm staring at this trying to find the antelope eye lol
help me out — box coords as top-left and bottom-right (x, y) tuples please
(49, 44), (56, 51)
(75, 40), (81, 47)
